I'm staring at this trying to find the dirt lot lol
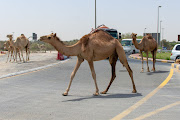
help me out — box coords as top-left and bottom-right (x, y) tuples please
(0, 51), (59, 77)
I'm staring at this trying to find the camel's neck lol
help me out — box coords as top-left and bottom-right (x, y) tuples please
(9, 39), (15, 47)
(51, 39), (81, 56)
(132, 38), (140, 50)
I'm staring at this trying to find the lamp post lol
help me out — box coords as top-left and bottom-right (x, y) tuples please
(95, 0), (97, 29)
(157, 6), (161, 46)
(160, 20), (162, 46)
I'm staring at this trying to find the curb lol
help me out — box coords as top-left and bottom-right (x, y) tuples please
(0, 59), (69, 80)
(129, 54), (180, 71)
(129, 54), (174, 63)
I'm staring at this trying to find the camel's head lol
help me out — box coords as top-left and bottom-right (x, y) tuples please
(40, 33), (57, 44)
(131, 33), (137, 39)
(4, 41), (9, 50)
(7, 34), (13, 39)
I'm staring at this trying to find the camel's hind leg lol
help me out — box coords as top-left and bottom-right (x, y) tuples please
(116, 44), (137, 93)
(101, 52), (118, 94)
(151, 50), (156, 72)
(146, 51), (150, 72)
(62, 56), (84, 96)
(140, 50), (144, 72)
(20, 49), (25, 62)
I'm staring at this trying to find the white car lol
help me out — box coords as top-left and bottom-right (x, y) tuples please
(121, 39), (141, 54)
(170, 44), (180, 61)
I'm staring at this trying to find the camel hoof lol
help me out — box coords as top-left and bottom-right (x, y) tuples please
(151, 69), (155, 72)
(93, 92), (99, 96)
(62, 92), (68, 96)
(132, 89), (137, 93)
(147, 70), (150, 72)
(100, 91), (107, 94)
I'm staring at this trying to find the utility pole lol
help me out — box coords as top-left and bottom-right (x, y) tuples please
(95, 0), (97, 29)
(157, 6), (161, 46)
(160, 20), (162, 46)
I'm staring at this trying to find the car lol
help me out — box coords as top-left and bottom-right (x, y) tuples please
(121, 39), (141, 54)
(170, 44), (180, 61)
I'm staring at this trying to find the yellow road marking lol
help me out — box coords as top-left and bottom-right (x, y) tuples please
(133, 101), (180, 120)
(111, 68), (174, 120)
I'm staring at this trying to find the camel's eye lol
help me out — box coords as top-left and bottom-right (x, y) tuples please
(48, 37), (51, 39)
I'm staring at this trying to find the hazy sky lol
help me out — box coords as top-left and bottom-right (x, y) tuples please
(0, 0), (180, 42)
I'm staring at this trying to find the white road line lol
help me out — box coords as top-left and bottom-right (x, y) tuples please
(0, 59), (69, 79)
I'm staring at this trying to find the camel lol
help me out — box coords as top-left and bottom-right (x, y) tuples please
(131, 33), (157, 72)
(6, 35), (22, 62)
(40, 30), (137, 96)
(4, 41), (15, 62)
(8, 34), (30, 62)
(37, 44), (46, 53)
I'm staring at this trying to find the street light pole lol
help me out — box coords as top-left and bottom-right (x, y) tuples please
(162, 28), (164, 47)
(160, 20), (162, 46)
(95, 0), (97, 29)
(157, 6), (161, 46)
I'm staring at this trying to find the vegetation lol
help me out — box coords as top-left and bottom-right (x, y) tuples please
(142, 52), (171, 60)
(121, 33), (143, 39)
(161, 39), (180, 50)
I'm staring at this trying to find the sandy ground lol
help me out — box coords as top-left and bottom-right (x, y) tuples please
(0, 51), (59, 77)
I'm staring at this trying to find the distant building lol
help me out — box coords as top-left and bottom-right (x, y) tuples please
(32, 33), (37, 40)
(143, 33), (160, 45)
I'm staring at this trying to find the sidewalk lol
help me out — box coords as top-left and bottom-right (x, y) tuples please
(129, 53), (180, 71)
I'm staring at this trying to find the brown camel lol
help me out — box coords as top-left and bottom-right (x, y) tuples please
(131, 33), (157, 72)
(4, 41), (15, 62)
(6, 35), (22, 62)
(8, 34), (30, 62)
(40, 30), (137, 96)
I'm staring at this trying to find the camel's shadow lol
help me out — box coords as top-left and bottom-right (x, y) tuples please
(146, 70), (169, 75)
(62, 93), (142, 102)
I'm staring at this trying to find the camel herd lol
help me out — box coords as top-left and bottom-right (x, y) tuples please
(1, 30), (157, 96)
(3, 34), (30, 63)
(3, 34), (48, 63)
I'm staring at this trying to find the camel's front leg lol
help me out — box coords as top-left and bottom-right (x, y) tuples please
(62, 57), (84, 96)
(9, 51), (13, 62)
(88, 61), (99, 96)
(146, 51), (150, 72)
(6, 51), (10, 63)
(140, 51), (144, 72)
(101, 54), (117, 94)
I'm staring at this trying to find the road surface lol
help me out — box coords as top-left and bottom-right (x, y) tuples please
(0, 55), (179, 120)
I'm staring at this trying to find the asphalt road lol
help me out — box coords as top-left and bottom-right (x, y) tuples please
(0, 55), (179, 120)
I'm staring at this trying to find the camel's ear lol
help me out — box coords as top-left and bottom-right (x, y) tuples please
(53, 33), (56, 37)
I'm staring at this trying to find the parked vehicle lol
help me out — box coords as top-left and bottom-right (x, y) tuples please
(170, 44), (180, 61)
(121, 39), (141, 54)
(93, 24), (121, 39)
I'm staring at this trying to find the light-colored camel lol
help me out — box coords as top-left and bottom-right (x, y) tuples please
(37, 44), (46, 53)
(6, 35), (22, 62)
(8, 34), (30, 62)
(131, 33), (157, 72)
(4, 41), (15, 62)
(40, 30), (137, 96)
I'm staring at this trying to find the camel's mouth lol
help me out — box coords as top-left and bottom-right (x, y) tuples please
(40, 37), (45, 41)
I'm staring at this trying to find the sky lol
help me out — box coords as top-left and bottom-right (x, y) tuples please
(0, 0), (180, 42)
